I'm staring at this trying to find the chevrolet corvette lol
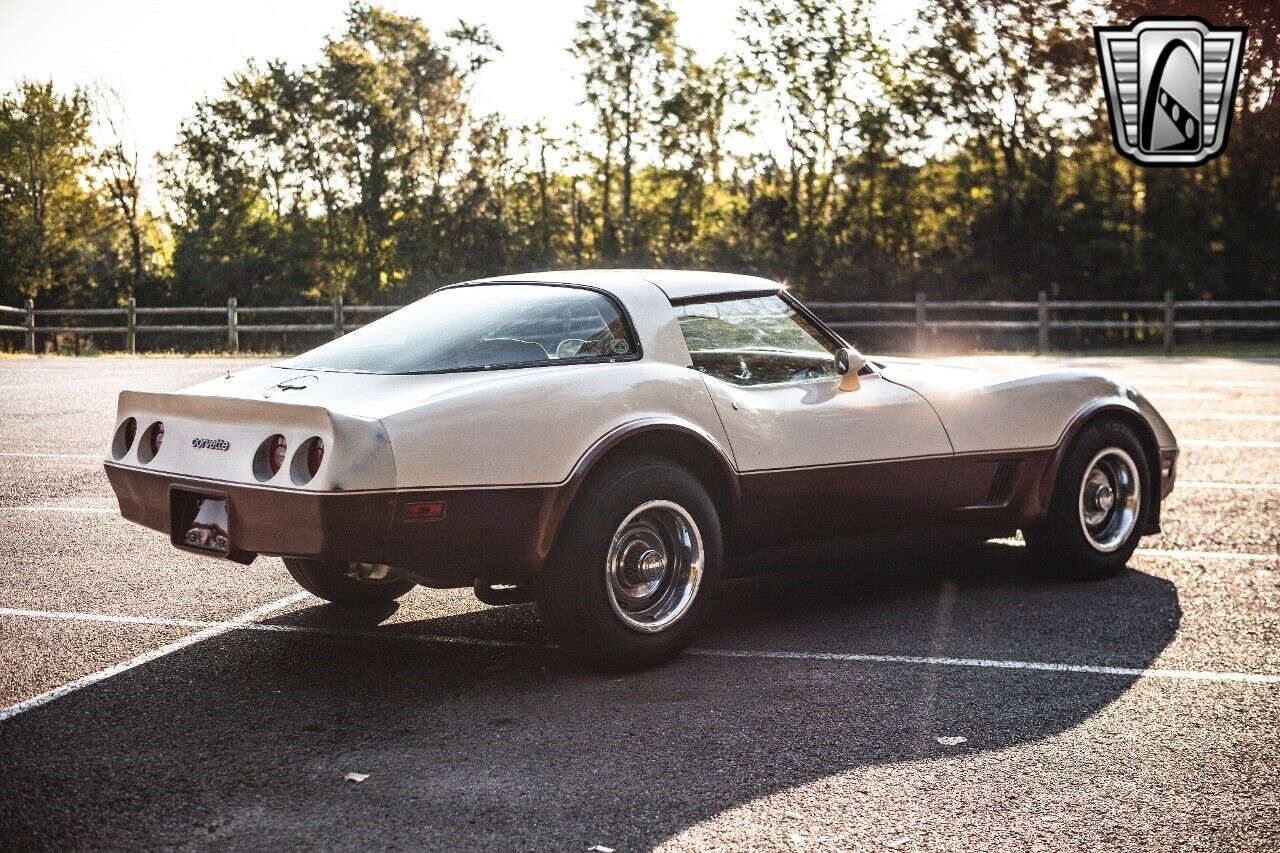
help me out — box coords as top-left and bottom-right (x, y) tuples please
(105, 270), (1178, 668)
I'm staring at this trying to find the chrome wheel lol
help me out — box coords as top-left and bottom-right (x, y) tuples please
(1078, 447), (1141, 553)
(605, 500), (704, 633)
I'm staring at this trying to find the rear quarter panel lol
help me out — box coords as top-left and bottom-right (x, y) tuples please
(380, 361), (734, 489)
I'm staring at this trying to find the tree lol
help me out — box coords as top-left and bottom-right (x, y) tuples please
(918, 0), (1096, 295)
(735, 0), (913, 293)
(2, 0), (1275, 343)
(572, 0), (678, 261)
(321, 3), (494, 295)
(0, 81), (105, 307)
(161, 2), (496, 304)
(93, 87), (147, 298)
(657, 56), (745, 264)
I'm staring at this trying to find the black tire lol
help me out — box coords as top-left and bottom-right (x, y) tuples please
(535, 454), (723, 671)
(282, 558), (415, 607)
(1024, 419), (1152, 579)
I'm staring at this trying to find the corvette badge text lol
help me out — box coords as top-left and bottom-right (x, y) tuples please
(1095, 17), (1246, 166)
(191, 438), (231, 451)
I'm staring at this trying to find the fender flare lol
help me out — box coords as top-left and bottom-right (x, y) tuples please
(532, 419), (741, 564)
(1032, 399), (1164, 527)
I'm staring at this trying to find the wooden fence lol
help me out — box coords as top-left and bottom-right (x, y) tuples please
(2, 291), (1278, 356)
(808, 292), (1280, 355)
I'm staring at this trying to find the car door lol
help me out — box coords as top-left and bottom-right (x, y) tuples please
(673, 294), (953, 545)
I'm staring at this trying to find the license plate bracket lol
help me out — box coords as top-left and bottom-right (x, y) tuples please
(170, 487), (254, 564)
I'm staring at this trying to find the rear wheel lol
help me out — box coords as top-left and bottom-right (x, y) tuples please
(283, 558), (415, 607)
(1024, 420), (1151, 579)
(535, 455), (723, 671)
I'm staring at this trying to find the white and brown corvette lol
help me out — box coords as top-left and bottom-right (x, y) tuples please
(106, 271), (1178, 668)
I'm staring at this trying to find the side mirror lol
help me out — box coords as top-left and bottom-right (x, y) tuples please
(835, 347), (867, 392)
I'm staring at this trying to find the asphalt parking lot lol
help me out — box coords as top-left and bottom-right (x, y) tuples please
(1, 354), (1278, 851)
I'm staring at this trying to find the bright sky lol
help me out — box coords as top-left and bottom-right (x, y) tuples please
(0, 0), (920, 167)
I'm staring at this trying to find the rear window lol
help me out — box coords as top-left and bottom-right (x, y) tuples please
(284, 284), (636, 374)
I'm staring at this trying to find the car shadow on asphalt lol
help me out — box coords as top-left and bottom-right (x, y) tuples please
(0, 543), (1180, 851)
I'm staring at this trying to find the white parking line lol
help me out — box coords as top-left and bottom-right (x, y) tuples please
(0, 592), (309, 723)
(1, 605), (1276, 688)
(1167, 412), (1280, 423)
(1181, 439), (1280, 449)
(0, 608), (207, 629)
(986, 540), (1275, 562)
(1117, 380), (1280, 390)
(689, 649), (1280, 684)
(7, 506), (117, 513)
(0, 606), (527, 650)
(0, 452), (100, 460)
(1135, 548), (1276, 562)
(1147, 392), (1228, 401)
(1179, 481), (1280, 491)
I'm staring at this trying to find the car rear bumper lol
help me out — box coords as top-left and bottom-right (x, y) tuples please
(104, 462), (562, 584)
(105, 462), (397, 563)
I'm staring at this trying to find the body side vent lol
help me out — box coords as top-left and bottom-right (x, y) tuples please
(986, 459), (1022, 505)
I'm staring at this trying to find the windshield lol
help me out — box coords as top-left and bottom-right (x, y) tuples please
(283, 284), (636, 374)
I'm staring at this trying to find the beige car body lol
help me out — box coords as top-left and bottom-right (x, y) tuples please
(105, 270), (1177, 583)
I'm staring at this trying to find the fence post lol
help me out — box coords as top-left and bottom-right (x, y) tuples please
(915, 291), (927, 353)
(126, 297), (136, 355)
(1163, 290), (1175, 356)
(227, 297), (239, 354)
(25, 298), (35, 355)
(333, 294), (344, 339)
(1037, 291), (1049, 355)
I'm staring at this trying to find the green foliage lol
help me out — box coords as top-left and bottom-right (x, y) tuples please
(0, 0), (1277, 320)
(573, 0), (680, 261)
(157, 2), (498, 305)
(0, 82), (109, 307)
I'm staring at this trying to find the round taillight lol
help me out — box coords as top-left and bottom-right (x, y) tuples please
(150, 422), (164, 457)
(307, 437), (324, 477)
(111, 417), (140, 461)
(269, 435), (287, 475)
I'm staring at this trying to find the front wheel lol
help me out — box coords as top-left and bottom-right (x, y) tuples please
(1024, 419), (1152, 579)
(535, 455), (723, 671)
(283, 558), (415, 607)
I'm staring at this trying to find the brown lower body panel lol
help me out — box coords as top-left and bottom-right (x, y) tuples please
(736, 456), (953, 550)
(106, 439), (1174, 585)
(384, 486), (561, 582)
(104, 463), (561, 584)
(734, 449), (1054, 555)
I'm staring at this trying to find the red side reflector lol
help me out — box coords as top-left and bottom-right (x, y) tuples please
(404, 501), (445, 521)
